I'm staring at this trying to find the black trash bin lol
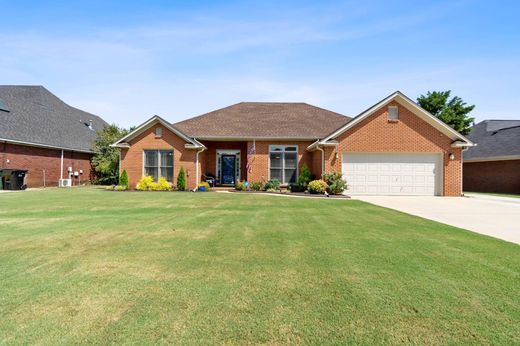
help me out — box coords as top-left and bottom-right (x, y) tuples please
(0, 169), (28, 190)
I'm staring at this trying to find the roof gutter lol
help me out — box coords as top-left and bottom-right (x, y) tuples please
(0, 138), (94, 154)
(451, 140), (476, 148)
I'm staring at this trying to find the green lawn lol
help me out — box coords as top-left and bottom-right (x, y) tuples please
(0, 187), (519, 345)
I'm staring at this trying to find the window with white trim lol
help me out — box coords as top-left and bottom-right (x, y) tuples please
(269, 145), (298, 184)
(388, 106), (399, 120)
(144, 150), (173, 182)
(155, 127), (162, 137)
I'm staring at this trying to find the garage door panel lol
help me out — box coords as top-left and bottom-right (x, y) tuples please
(342, 153), (441, 196)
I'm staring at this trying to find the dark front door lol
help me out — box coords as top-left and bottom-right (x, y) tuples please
(221, 155), (236, 185)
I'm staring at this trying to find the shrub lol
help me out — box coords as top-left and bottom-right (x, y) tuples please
(119, 170), (129, 188)
(266, 188), (277, 193)
(198, 181), (210, 191)
(323, 172), (347, 195)
(136, 176), (155, 191)
(297, 164), (312, 188)
(235, 181), (247, 191)
(264, 179), (281, 191)
(155, 177), (173, 191)
(177, 167), (186, 191)
(114, 185), (127, 191)
(308, 179), (328, 194)
(250, 181), (263, 191)
(289, 183), (306, 192)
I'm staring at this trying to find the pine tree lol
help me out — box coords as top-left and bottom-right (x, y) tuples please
(177, 166), (186, 191)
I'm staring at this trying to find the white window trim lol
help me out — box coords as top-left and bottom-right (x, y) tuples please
(155, 127), (163, 138)
(388, 105), (399, 120)
(142, 149), (174, 182)
(268, 145), (299, 184)
(216, 150), (241, 184)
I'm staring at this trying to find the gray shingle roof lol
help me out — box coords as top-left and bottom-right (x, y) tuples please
(463, 120), (520, 161)
(174, 102), (351, 139)
(0, 86), (107, 152)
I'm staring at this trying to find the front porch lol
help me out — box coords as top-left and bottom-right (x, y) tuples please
(198, 140), (318, 187)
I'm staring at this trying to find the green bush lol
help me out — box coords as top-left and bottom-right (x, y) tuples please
(136, 176), (155, 191)
(264, 179), (281, 191)
(323, 172), (347, 195)
(177, 167), (186, 191)
(114, 185), (127, 191)
(297, 164), (312, 188)
(235, 181), (247, 191)
(308, 180), (328, 194)
(250, 181), (263, 191)
(289, 183), (305, 192)
(119, 170), (128, 188)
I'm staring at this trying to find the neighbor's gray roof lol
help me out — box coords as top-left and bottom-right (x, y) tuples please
(463, 120), (520, 161)
(174, 102), (351, 139)
(0, 86), (107, 152)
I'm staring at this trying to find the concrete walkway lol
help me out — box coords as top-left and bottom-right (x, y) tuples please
(353, 195), (520, 245)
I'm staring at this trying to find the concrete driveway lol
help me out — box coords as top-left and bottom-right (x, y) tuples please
(353, 195), (520, 245)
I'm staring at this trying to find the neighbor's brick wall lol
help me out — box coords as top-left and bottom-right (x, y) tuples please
(120, 122), (199, 189)
(246, 141), (314, 183)
(330, 101), (463, 196)
(464, 160), (520, 194)
(0, 142), (93, 187)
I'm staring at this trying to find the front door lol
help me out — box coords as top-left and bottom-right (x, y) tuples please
(221, 155), (236, 185)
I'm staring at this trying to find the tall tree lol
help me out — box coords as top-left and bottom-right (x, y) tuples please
(91, 124), (130, 185)
(417, 91), (475, 135)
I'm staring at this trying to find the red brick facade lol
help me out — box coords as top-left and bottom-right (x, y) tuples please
(245, 141), (314, 183)
(120, 99), (464, 195)
(0, 142), (93, 187)
(330, 101), (462, 196)
(464, 160), (520, 194)
(120, 123), (200, 189)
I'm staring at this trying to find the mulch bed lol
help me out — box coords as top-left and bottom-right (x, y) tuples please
(229, 190), (351, 199)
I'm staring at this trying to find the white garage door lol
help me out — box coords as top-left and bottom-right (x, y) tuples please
(342, 153), (442, 195)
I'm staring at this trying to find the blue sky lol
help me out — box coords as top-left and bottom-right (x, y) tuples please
(1, 0), (519, 127)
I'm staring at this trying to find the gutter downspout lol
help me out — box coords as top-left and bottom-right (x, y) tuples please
(60, 149), (64, 180)
(316, 145), (325, 178)
(195, 147), (206, 188)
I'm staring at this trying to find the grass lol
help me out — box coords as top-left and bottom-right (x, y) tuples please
(0, 187), (519, 345)
(465, 191), (520, 199)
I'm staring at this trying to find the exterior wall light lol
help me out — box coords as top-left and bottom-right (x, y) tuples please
(449, 153), (455, 160)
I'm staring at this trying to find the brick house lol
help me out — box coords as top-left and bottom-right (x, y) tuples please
(0, 86), (107, 188)
(113, 91), (474, 196)
(463, 120), (520, 194)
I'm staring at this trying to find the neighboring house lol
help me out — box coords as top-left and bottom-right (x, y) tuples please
(0, 86), (107, 188)
(463, 120), (520, 194)
(112, 91), (474, 196)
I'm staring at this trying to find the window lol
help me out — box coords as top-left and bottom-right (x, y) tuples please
(144, 150), (173, 181)
(155, 127), (162, 138)
(269, 145), (298, 184)
(388, 106), (399, 120)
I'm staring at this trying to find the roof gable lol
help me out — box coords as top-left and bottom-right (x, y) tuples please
(112, 115), (203, 149)
(320, 91), (474, 146)
(174, 102), (351, 139)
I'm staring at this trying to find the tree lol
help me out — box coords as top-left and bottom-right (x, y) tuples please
(177, 166), (186, 191)
(91, 124), (129, 185)
(119, 170), (128, 188)
(297, 163), (312, 188)
(416, 91), (475, 135)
